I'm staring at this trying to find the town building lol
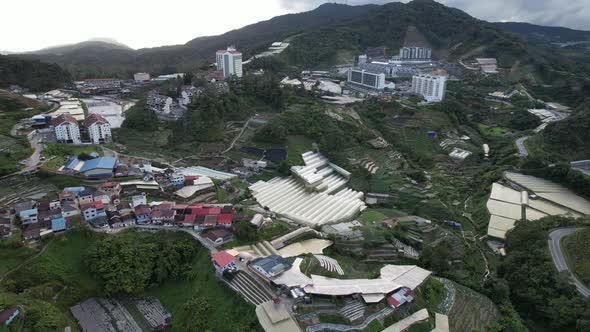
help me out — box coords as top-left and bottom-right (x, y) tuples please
(410, 73), (447, 102)
(205, 228), (234, 246)
(347, 68), (386, 90)
(475, 58), (498, 74)
(249, 255), (292, 280)
(63, 157), (117, 178)
(81, 201), (106, 222)
(399, 47), (432, 61)
(216, 46), (243, 79)
(133, 72), (151, 82)
(212, 250), (237, 274)
(85, 113), (112, 144)
(52, 114), (81, 144)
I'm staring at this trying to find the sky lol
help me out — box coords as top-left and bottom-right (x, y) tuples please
(2, 0), (589, 52)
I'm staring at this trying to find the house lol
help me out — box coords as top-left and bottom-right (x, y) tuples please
(100, 182), (121, 197)
(92, 191), (111, 205)
(80, 201), (106, 221)
(151, 203), (176, 224)
(134, 205), (152, 224)
(205, 229), (234, 246)
(89, 215), (109, 228)
(59, 190), (78, 203)
(13, 201), (35, 215)
(19, 208), (38, 224)
(23, 225), (41, 241)
(0, 307), (19, 326)
(61, 201), (79, 217)
(49, 200), (61, 210)
(51, 217), (66, 232)
(85, 113), (112, 144)
(249, 255), (292, 280)
(387, 287), (415, 309)
(212, 250), (237, 274)
(77, 190), (95, 205)
(132, 193), (147, 208)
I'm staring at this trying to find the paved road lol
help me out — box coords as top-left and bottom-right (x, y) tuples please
(515, 136), (530, 157)
(548, 228), (590, 297)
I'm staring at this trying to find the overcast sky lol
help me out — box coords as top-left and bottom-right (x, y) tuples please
(2, 0), (589, 52)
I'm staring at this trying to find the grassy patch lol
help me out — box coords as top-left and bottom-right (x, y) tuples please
(358, 210), (388, 223)
(43, 144), (102, 170)
(258, 221), (294, 241)
(318, 313), (349, 324)
(0, 245), (38, 276)
(477, 124), (509, 137)
(286, 135), (313, 165)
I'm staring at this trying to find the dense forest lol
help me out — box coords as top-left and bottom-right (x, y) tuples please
(541, 109), (590, 160)
(0, 55), (71, 91)
(500, 217), (590, 331)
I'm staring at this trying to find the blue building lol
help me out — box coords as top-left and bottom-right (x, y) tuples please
(0, 307), (19, 326)
(63, 157), (118, 178)
(51, 217), (66, 232)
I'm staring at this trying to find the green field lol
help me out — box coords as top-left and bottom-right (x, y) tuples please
(478, 124), (509, 137)
(286, 135), (314, 165)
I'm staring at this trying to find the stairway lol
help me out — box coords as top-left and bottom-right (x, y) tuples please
(226, 272), (274, 305)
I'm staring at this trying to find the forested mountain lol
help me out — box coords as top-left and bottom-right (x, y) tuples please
(33, 39), (133, 55)
(11, 3), (378, 79)
(0, 55), (71, 91)
(495, 22), (590, 44)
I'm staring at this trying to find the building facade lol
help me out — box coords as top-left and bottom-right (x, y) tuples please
(86, 113), (112, 144)
(347, 69), (386, 90)
(52, 114), (81, 144)
(216, 46), (243, 79)
(410, 74), (447, 102)
(133, 72), (151, 82)
(399, 47), (432, 60)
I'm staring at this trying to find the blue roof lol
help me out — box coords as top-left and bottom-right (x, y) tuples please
(64, 186), (85, 193)
(19, 209), (38, 217)
(80, 157), (117, 173)
(52, 218), (66, 231)
(64, 158), (82, 170)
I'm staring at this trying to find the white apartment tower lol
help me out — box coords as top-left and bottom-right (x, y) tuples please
(411, 74), (447, 102)
(85, 113), (112, 144)
(52, 114), (81, 144)
(216, 46), (243, 79)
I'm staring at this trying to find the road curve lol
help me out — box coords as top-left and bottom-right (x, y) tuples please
(515, 136), (530, 157)
(548, 228), (590, 297)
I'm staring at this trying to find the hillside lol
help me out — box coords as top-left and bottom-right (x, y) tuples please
(0, 54), (71, 91)
(495, 22), (590, 44)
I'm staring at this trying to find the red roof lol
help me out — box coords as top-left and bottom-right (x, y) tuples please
(387, 296), (400, 307)
(101, 182), (119, 188)
(85, 113), (109, 127)
(212, 251), (235, 267)
(203, 214), (218, 226)
(80, 201), (104, 211)
(208, 207), (222, 215)
(184, 214), (196, 223)
(51, 113), (78, 126)
(217, 214), (233, 225)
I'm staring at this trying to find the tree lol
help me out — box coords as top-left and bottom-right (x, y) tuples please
(233, 221), (258, 242)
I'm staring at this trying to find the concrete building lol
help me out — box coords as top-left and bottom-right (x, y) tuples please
(347, 68), (386, 90)
(133, 72), (151, 82)
(85, 113), (112, 144)
(475, 58), (498, 74)
(52, 114), (81, 144)
(399, 47), (432, 60)
(216, 46), (243, 78)
(410, 74), (447, 102)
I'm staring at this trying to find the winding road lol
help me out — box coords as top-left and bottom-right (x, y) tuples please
(548, 228), (590, 297)
(515, 136), (530, 157)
